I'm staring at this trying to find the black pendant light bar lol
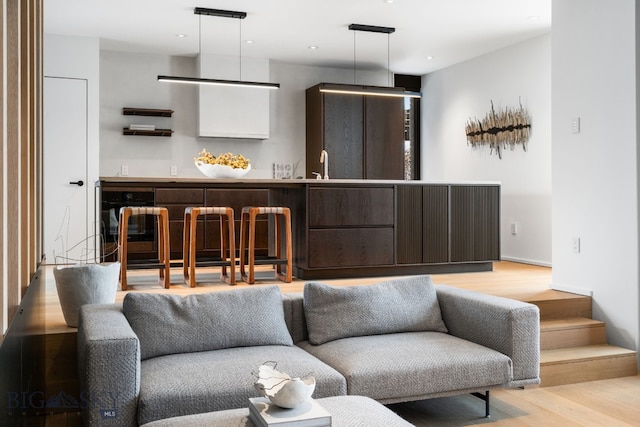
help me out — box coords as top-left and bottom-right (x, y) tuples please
(194, 7), (246, 19)
(319, 83), (420, 99)
(158, 7), (280, 89)
(348, 24), (395, 34)
(158, 75), (279, 89)
(323, 23), (421, 98)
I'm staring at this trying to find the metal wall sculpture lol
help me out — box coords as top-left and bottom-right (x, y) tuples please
(465, 100), (531, 159)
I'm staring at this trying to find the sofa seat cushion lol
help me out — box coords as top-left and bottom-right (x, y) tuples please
(304, 276), (447, 345)
(137, 345), (347, 425)
(123, 286), (293, 360)
(298, 331), (513, 402)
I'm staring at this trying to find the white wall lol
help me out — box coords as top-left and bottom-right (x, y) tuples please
(421, 35), (552, 266)
(552, 0), (639, 355)
(99, 51), (387, 179)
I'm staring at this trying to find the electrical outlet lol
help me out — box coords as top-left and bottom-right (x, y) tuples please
(170, 165), (178, 176)
(572, 237), (581, 254)
(121, 165), (129, 176)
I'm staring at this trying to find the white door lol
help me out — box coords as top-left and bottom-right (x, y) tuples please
(43, 77), (89, 265)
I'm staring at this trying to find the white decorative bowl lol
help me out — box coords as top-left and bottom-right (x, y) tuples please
(195, 161), (251, 178)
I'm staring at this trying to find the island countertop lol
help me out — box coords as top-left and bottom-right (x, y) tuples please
(98, 176), (501, 186)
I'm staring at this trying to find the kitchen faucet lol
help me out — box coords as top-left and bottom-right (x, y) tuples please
(320, 149), (329, 179)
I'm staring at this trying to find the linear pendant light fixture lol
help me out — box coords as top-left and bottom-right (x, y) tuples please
(318, 23), (421, 98)
(158, 7), (280, 89)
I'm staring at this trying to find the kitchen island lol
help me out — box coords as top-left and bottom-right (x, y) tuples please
(98, 178), (500, 279)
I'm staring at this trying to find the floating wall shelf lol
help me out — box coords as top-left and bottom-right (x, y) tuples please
(122, 107), (174, 137)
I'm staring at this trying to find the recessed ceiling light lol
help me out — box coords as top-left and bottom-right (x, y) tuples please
(245, 40), (254, 44)
(426, 56), (434, 60)
(528, 15), (540, 20)
(308, 46), (319, 50)
(383, 0), (395, 3)
(176, 34), (186, 38)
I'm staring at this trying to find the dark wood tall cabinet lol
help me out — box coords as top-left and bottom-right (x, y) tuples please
(306, 83), (404, 180)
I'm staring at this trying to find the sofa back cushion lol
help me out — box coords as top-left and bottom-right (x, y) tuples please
(303, 276), (448, 345)
(123, 285), (293, 360)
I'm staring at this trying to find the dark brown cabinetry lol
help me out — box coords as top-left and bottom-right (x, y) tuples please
(305, 84), (404, 180)
(307, 187), (394, 268)
(396, 184), (500, 266)
(450, 185), (500, 262)
(397, 185), (449, 264)
(99, 179), (499, 279)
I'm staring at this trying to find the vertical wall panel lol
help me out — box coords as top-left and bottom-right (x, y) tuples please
(1, 0), (5, 333)
(1, 0), (42, 333)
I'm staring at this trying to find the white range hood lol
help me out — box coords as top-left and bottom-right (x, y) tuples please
(197, 54), (271, 139)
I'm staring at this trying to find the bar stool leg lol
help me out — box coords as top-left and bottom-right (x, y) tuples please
(118, 209), (130, 291)
(239, 209), (249, 283)
(183, 209), (191, 285)
(219, 211), (236, 285)
(275, 210), (292, 283)
(159, 209), (171, 289)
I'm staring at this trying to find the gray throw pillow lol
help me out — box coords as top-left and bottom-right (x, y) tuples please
(303, 276), (448, 345)
(123, 285), (293, 360)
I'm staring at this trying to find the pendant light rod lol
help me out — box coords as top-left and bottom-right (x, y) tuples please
(158, 7), (280, 89)
(341, 23), (420, 98)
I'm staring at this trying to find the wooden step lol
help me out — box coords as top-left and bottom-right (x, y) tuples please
(540, 317), (607, 350)
(540, 344), (638, 387)
(529, 295), (592, 320)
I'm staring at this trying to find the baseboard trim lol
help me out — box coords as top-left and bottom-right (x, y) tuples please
(500, 257), (552, 268)
(549, 283), (593, 297)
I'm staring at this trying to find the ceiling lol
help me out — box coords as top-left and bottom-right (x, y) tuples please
(44, 0), (551, 75)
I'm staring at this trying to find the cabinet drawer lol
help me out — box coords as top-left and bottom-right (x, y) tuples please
(308, 228), (394, 268)
(156, 188), (204, 204)
(309, 187), (394, 227)
(205, 189), (269, 213)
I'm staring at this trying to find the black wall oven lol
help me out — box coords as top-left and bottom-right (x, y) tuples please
(101, 188), (156, 262)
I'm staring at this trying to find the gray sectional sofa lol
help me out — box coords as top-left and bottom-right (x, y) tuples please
(77, 276), (540, 426)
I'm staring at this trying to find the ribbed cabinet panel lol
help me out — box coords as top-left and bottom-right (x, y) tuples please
(396, 185), (423, 264)
(450, 185), (500, 262)
(423, 186), (449, 263)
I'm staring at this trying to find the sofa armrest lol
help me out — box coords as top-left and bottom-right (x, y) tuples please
(436, 285), (540, 386)
(77, 304), (140, 427)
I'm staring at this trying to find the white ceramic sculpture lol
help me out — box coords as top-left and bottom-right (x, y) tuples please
(254, 363), (316, 409)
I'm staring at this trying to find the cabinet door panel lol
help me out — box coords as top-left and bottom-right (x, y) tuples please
(309, 228), (394, 268)
(396, 185), (423, 264)
(450, 186), (500, 262)
(364, 96), (404, 180)
(323, 93), (363, 179)
(309, 187), (394, 227)
(423, 186), (449, 263)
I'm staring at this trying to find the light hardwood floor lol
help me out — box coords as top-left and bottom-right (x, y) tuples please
(43, 262), (640, 426)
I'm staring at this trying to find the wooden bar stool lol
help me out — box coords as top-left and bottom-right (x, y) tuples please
(239, 206), (292, 284)
(118, 207), (170, 290)
(183, 206), (236, 286)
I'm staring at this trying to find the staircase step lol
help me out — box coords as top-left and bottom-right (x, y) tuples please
(529, 295), (592, 320)
(540, 317), (607, 350)
(540, 344), (638, 387)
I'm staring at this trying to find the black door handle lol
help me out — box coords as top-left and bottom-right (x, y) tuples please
(69, 180), (84, 187)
